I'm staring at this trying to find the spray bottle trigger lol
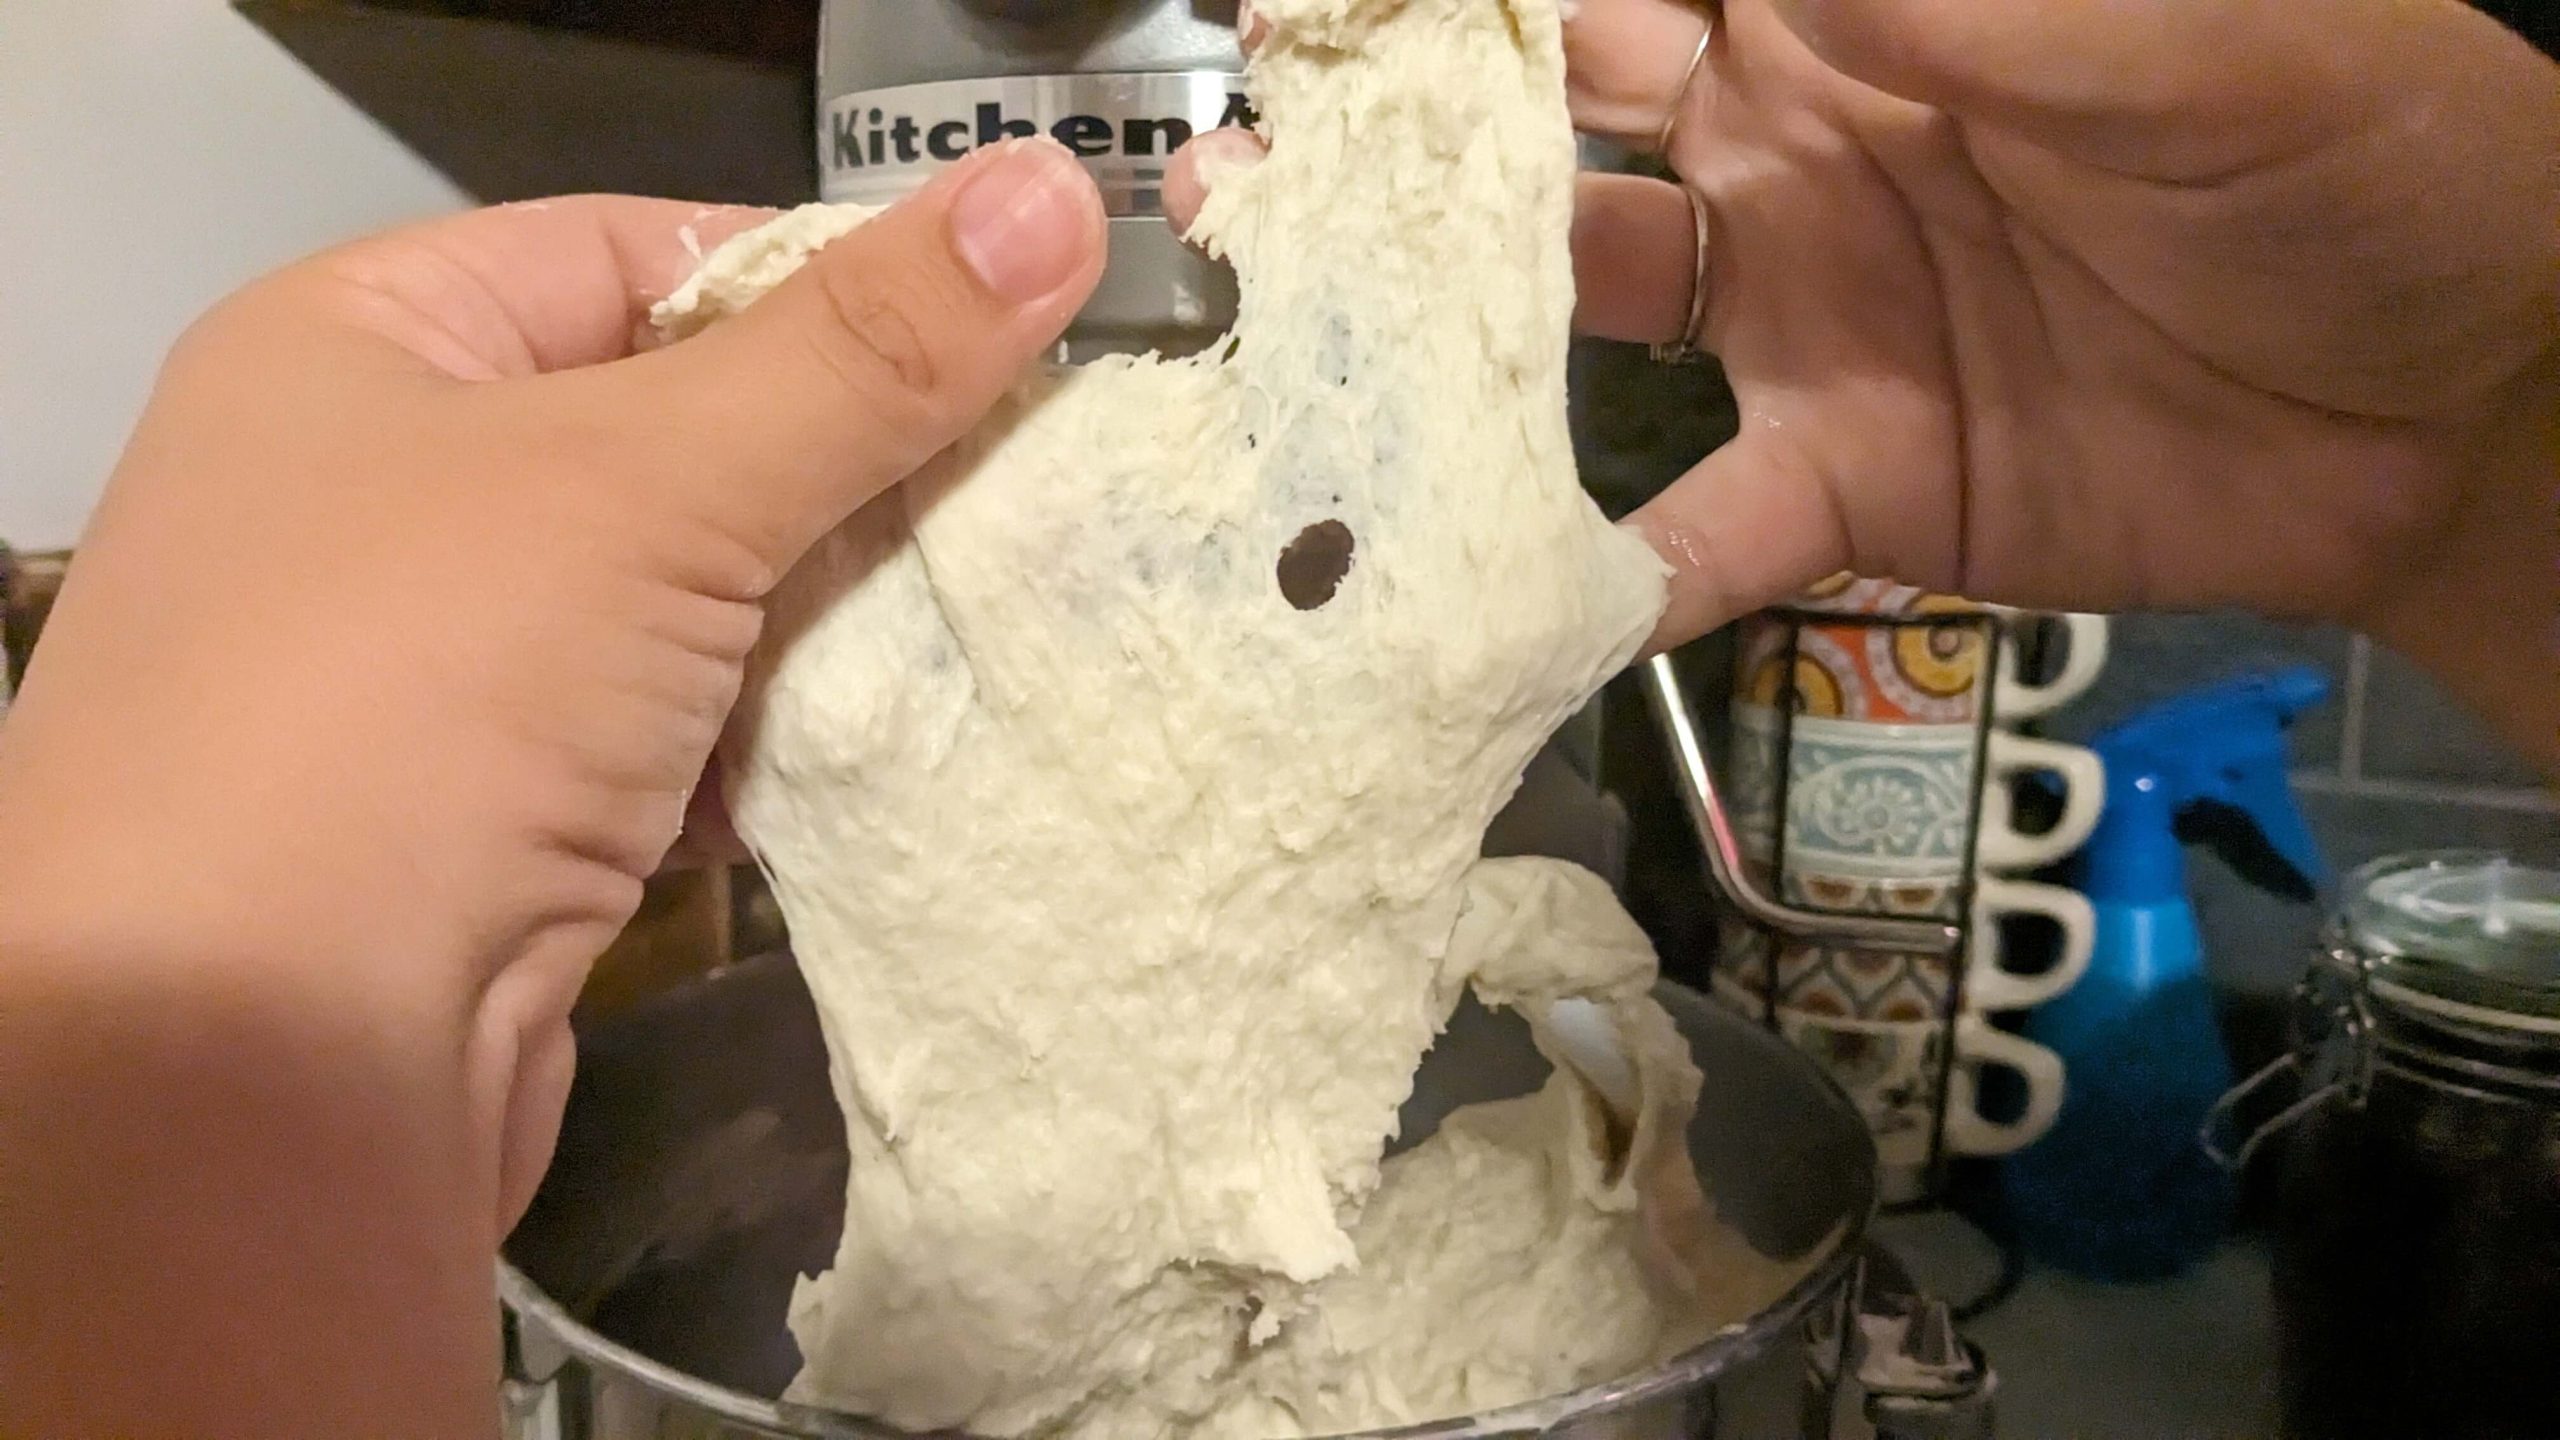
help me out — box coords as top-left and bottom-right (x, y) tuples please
(2217, 760), (2328, 892)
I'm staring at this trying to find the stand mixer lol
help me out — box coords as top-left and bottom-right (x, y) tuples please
(491, 5), (1996, 1436)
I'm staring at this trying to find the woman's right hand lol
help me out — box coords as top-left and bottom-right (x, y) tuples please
(1179, 0), (2559, 766)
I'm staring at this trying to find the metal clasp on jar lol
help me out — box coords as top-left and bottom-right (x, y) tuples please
(2200, 942), (2378, 1170)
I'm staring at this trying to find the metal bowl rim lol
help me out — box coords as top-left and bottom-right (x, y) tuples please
(501, 978), (1880, 1439)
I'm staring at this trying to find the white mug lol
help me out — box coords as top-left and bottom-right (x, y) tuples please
(1761, 1004), (2069, 1187)
(1943, 1016), (2068, 1157)
(1993, 613), (2111, 722)
(1966, 877), (2097, 1012)
(1977, 732), (2107, 872)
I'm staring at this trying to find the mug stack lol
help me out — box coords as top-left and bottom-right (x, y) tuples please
(1713, 573), (2111, 1205)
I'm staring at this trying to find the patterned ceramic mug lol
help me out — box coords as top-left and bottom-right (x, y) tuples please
(1714, 871), (2094, 1020)
(1739, 575), (2110, 727)
(1734, 603), (1993, 726)
(1720, 990), (2067, 1202)
(1726, 707), (2106, 897)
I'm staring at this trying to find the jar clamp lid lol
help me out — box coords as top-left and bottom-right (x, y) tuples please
(2344, 848), (2560, 1026)
(2203, 849), (2560, 1169)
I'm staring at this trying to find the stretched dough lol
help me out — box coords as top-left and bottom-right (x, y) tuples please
(652, 0), (1795, 1434)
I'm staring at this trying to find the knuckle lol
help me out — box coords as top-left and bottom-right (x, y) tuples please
(807, 265), (945, 412)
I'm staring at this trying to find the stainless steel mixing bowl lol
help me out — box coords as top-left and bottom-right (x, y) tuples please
(500, 951), (1881, 1439)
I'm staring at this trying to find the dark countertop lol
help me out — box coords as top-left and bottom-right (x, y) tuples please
(1877, 1211), (2283, 1440)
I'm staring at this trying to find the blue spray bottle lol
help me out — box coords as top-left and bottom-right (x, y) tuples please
(2002, 666), (2330, 1280)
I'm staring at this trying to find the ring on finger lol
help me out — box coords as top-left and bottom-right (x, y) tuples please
(1649, 186), (1713, 367)
(1653, 10), (1717, 155)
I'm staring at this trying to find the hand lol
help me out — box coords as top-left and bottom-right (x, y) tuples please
(0, 140), (1103, 1437)
(1180, 0), (2560, 762)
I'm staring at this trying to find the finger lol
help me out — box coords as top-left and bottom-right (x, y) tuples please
(1177, 148), (1706, 343)
(1625, 430), (1853, 654)
(1238, 0), (1270, 53)
(1564, 0), (1715, 152)
(284, 196), (780, 381)
(1571, 173), (1700, 344)
(566, 138), (1107, 586)
(1163, 126), (1269, 241)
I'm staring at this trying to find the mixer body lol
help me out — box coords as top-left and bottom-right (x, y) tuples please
(819, 0), (1249, 360)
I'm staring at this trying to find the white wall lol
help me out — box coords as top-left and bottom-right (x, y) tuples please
(1, 2), (472, 551)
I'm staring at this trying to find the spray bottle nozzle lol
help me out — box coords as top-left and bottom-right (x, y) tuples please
(2076, 665), (2332, 904)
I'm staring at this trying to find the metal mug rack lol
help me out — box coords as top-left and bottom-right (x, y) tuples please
(1640, 652), (1965, 958)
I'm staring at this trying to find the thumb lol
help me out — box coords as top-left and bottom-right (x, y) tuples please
(580, 138), (1105, 587)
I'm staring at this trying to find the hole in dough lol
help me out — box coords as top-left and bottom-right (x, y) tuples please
(1275, 519), (1357, 611)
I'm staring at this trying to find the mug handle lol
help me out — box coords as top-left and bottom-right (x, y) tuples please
(1994, 613), (2111, 722)
(1977, 733), (2106, 871)
(1941, 1017), (2067, 1157)
(1963, 877), (2096, 1011)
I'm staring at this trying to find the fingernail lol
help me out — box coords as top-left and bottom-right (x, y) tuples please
(951, 139), (1097, 305)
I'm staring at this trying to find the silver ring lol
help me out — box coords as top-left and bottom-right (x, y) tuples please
(1654, 13), (1716, 155)
(1649, 185), (1712, 366)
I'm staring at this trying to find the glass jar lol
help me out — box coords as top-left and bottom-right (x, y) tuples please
(2219, 850), (2560, 1440)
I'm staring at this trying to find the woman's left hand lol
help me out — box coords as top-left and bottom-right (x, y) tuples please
(0, 140), (1104, 1439)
